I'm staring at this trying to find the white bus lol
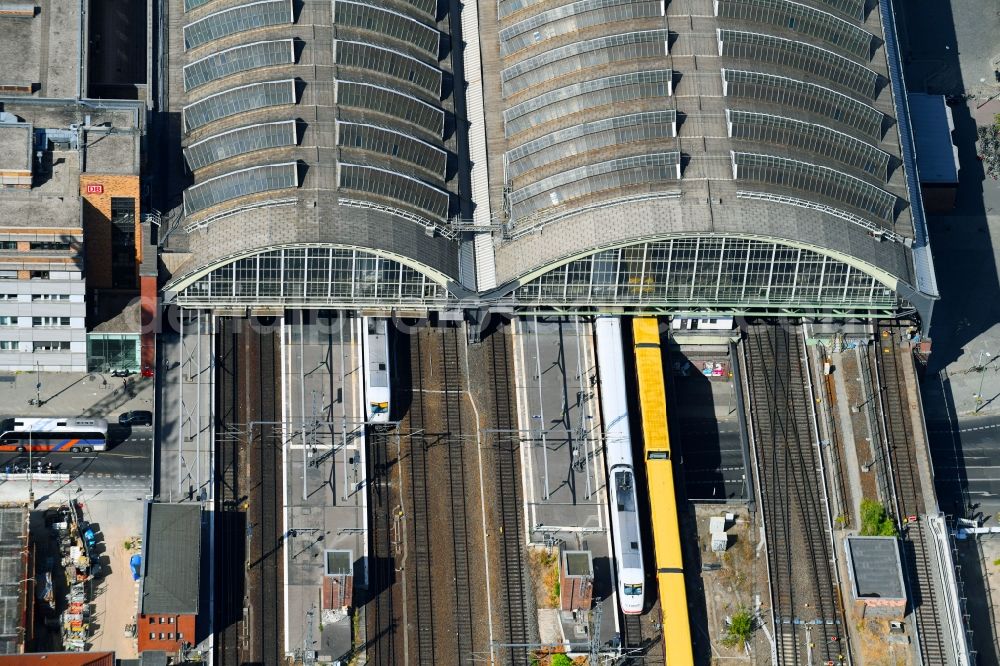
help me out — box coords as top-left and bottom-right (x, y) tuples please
(0, 417), (109, 453)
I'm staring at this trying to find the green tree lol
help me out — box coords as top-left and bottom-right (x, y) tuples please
(859, 498), (898, 537)
(723, 608), (754, 648)
(550, 654), (573, 666)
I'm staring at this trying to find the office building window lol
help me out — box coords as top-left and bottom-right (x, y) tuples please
(0, 341), (16, 350)
(34, 341), (70, 351)
(32, 293), (70, 301)
(29, 271), (49, 280)
(111, 197), (137, 289)
(30, 241), (71, 252)
(0, 271), (15, 280)
(0, 241), (15, 250)
(0, 294), (15, 300)
(0, 317), (14, 326)
(32, 316), (70, 327)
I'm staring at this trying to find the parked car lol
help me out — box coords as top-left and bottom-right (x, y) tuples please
(118, 410), (153, 426)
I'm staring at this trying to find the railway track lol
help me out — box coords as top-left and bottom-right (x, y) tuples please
(214, 317), (242, 666)
(745, 325), (843, 666)
(441, 330), (475, 661)
(250, 324), (282, 665)
(873, 322), (947, 663)
(621, 614), (643, 651)
(405, 329), (439, 665)
(368, 429), (397, 666)
(487, 322), (531, 665)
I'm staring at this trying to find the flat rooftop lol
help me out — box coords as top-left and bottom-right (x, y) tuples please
(0, 506), (28, 654)
(0, 1), (82, 99)
(0, 121), (30, 171)
(846, 536), (905, 600)
(0, 99), (142, 228)
(0, 147), (81, 229)
(909, 92), (960, 184)
(140, 503), (201, 616)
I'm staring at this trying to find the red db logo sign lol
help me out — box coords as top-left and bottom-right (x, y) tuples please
(86, 184), (104, 194)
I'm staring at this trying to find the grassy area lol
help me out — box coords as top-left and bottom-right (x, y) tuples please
(722, 608), (754, 648)
(527, 547), (561, 608)
(859, 499), (898, 537)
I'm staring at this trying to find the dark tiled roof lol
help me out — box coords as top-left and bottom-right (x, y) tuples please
(141, 503), (202, 615)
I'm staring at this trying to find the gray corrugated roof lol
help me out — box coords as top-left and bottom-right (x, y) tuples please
(846, 536), (905, 600)
(141, 504), (202, 615)
(909, 93), (960, 184)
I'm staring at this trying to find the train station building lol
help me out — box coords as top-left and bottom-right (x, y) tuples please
(158, 0), (938, 332)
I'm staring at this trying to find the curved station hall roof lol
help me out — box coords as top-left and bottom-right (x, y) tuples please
(166, 0), (462, 299)
(163, 0), (938, 325)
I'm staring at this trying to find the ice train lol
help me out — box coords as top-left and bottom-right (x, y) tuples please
(594, 317), (645, 615)
(361, 316), (391, 424)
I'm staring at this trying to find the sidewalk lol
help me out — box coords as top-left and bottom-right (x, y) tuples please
(0, 371), (153, 420)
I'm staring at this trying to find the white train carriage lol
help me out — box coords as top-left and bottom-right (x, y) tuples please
(594, 317), (645, 615)
(361, 317), (391, 424)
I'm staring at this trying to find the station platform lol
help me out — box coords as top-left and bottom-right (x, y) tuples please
(512, 316), (620, 652)
(280, 312), (367, 661)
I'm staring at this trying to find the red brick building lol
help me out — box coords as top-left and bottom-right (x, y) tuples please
(137, 503), (202, 655)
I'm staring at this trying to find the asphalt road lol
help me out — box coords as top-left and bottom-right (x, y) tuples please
(0, 424), (153, 480)
(928, 414), (1000, 518)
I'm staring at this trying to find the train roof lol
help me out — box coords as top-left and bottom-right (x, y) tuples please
(595, 317), (632, 469)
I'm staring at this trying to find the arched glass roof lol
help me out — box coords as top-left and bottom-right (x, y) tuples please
(508, 152), (681, 219)
(184, 0), (294, 51)
(334, 40), (442, 98)
(183, 39), (296, 91)
(182, 79), (297, 132)
(338, 163), (449, 220)
(337, 121), (447, 178)
(336, 80), (445, 136)
(810, 0), (864, 21)
(333, 0), (439, 57)
(715, 0), (873, 59)
(506, 111), (676, 178)
(722, 69), (883, 138)
(718, 29), (879, 98)
(509, 236), (899, 313)
(176, 246), (452, 306)
(727, 109), (891, 179)
(501, 30), (669, 97)
(503, 70), (672, 137)
(399, 0), (438, 18)
(184, 162), (299, 215)
(731, 151), (896, 220)
(183, 120), (298, 171)
(500, 0), (662, 57)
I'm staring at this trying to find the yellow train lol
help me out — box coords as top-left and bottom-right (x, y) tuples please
(632, 317), (694, 665)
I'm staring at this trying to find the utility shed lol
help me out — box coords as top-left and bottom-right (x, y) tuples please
(139, 503), (201, 655)
(0, 119), (32, 188)
(909, 93), (960, 213)
(845, 536), (907, 619)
